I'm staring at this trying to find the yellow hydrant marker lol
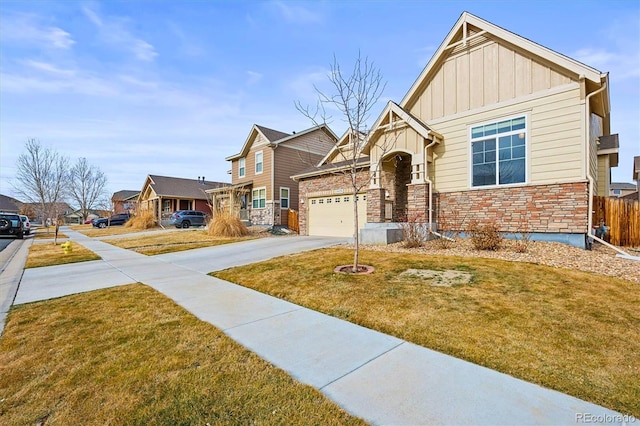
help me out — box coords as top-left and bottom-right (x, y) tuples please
(61, 241), (73, 254)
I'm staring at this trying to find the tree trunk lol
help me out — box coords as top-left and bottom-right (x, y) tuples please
(352, 192), (359, 272)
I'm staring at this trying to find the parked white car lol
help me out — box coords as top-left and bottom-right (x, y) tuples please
(19, 215), (31, 235)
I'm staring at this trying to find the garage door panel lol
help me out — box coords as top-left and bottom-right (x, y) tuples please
(308, 194), (367, 237)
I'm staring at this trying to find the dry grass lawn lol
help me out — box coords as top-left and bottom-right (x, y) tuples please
(0, 285), (364, 425)
(26, 241), (100, 268)
(32, 228), (68, 240)
(213, 247), (640, 417)
(72, 223), (166, 238)
(106, 230), (257, 255)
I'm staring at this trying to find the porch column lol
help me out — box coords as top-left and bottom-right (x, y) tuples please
(411, 153), (425, 184)
(406, 183), (429, 220)
(367, 188), (385, 223)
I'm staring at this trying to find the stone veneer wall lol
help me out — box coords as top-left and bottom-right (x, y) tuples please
(298, 171), (369, 235)
(249, 202), (275, 227)
(436, 182), (589, 234)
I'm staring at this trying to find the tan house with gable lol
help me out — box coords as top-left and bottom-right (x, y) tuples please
(210, 124), (337, 227)
(294, 12), (620, 248)
(138, 175), (227, 225)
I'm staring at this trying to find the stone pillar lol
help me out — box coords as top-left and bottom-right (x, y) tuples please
(406, 183), (429, 220)
(367, 188), (385, 223)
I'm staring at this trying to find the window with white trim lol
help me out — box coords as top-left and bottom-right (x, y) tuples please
(255, 151), (263, 174)
(280, 187), (289, 209)
(239, 158), (245, 178)
(471, 116), (526, 187)
(252, 187), (266, 209)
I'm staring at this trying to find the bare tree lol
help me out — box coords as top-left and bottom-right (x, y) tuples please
(69, 157), (109, 221)
(297, 53), (392, 272)
(14, 138), (69, 228)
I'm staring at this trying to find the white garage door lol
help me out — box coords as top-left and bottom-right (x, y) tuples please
(308, 194), (367, 237)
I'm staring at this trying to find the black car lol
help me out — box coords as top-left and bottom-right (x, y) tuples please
(93, 213), (131, 228)
(169, 210), (207, 228)
(0, 212), (24, 239)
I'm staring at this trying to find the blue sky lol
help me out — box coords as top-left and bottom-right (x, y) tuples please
(1, 0), (639, 199)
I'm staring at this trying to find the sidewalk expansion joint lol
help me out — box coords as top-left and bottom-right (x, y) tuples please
(222, 307), (305, 332)
(319, 341), (406, 391)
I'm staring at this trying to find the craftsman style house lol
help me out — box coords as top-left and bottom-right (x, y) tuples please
(138, 175), (227, 225)
(112, 190), (140, 214)
(293, 12), (620, 248)
(209, 124), (337, 227)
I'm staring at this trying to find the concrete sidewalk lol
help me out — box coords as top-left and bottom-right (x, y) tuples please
(5, 228), (628, 425)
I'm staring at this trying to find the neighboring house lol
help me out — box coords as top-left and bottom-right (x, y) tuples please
(609, 182), (637, 198)
(65, 209), (102, 224)
(293, 12), (620, 248)
(0, 194), (21, 213)
(138, 175), (228, 225)
(209, 124), (337, 227)
(625, 156), (640, 202)
(112, 190), (140, 214)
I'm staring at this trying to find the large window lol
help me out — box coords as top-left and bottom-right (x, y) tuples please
(252, 187), (266, 209)
(239, 158), (245, 178)
(471, 116), (526, 187)
(255, 151), (263, 174)
(280, 187), (289, 209)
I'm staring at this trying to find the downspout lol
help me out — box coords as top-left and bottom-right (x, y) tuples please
(585, 77), (629, 256)
(271, 144), (277, 227)
(424, 138), (454, 241)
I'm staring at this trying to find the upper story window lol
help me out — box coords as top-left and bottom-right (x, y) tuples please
(471, 116), (526, 187)
(239, 158), (245, 178)
(612, 189), (621, 195)
(255, 151), (263, 174)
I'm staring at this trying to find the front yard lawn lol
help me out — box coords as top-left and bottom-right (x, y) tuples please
(105, 230), (257, 255)
(26, 241), (100, 268)
(212, 248), (640, 417)
(0, 284), (364, 425)
(71, 224), (164, 238)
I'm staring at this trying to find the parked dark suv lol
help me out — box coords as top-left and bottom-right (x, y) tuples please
(169, 210), (207, 228)
(0, 212), (24, 239)
(93, 213), (131, 228)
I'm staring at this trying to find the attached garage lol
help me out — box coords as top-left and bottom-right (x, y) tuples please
(308, 193), (367, 237)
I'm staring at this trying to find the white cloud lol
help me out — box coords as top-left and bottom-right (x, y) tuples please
(272, 1), (323, 24)
(23, 60), (76, 76)
(166, 21), (204, 57)
(0, 13), (75, 50)
(81, 6), (158, 62)
(246, 71), (263, 85)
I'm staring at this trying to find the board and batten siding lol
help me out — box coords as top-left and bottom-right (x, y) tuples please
(409, 39), (575, 121)
(369, 126), (424, 162)
(425, 86), (584, 192)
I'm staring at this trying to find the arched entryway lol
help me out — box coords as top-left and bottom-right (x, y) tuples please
(379, 151), (412, 221)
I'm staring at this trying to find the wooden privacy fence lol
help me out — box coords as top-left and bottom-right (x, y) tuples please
(592, 196), (640, 247)
(288, 209), (299, 233)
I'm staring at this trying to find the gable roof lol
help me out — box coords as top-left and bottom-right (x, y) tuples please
(112, 190), (140, 201)
(0, 194), (22, 213)
(145, 175), (228, 199)
(227, 125), (291, 160)
(226, 124), (337, 160)
(319, 101), (442, 166)
(401, 11), (605, 110)
(610, 182), (637, 191)
(255, 125), (290, 142)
